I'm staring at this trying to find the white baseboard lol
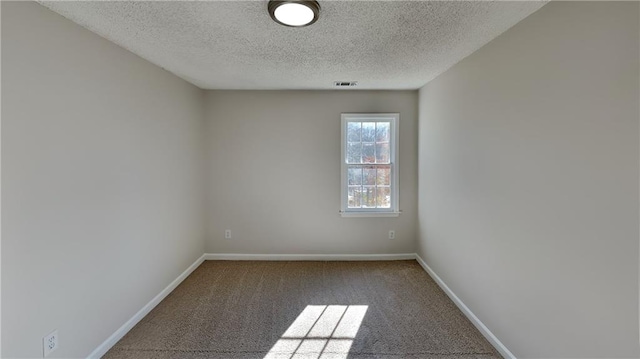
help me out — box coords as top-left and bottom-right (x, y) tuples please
(87, 254), (205, 359)
(414, 254), (515, 359)
(204, 253), (416, 261)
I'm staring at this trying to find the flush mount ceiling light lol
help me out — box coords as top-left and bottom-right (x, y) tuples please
(268, 0), (320, 27)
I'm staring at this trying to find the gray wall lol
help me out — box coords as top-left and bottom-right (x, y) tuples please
(1, 2), (206, 357)
(205, 91), (418, 255)
(417, 2), (639, 358)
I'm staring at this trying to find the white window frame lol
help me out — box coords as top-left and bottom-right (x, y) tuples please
(340, 113), (400, 218)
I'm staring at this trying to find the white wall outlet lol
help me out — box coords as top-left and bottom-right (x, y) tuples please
(43, 330), (58, 357)
(225, 229), (231, 239)
(389, 230), (396, 240)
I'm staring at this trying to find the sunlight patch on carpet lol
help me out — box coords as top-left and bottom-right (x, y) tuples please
(264, 305), (368, 359)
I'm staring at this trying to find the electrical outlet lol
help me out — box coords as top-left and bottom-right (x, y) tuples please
(43, 330), (58, 357)
(388, 230), (396, 240)
(225, 229), (232, 239)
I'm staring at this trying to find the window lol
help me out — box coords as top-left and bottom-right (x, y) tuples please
(341, 113), (399, 217)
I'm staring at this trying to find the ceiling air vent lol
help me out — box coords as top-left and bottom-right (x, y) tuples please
(334, 81), (358, 87)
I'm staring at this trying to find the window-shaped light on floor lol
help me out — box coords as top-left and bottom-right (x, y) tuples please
(264, 305), (368, 359)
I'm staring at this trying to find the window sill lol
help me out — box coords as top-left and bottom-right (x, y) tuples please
(340, 211), (401, 218)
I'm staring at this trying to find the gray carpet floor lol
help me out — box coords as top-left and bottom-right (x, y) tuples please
(104, 260), (502, 359)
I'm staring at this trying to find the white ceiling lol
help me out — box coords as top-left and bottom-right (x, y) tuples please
(39, 1), (546, 90)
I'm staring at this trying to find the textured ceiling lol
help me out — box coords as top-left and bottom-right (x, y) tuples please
(39, 1), (546, 90)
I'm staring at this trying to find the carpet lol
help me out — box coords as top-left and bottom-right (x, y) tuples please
(104, 260), (502, 359)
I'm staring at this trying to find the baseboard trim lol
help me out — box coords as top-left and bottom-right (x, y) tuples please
(414, 254), (516, 359)
(204, 253), (416, 261)
(87, 254), (205, 359)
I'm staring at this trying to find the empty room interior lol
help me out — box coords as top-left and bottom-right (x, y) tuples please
(2, 0), (639, 358)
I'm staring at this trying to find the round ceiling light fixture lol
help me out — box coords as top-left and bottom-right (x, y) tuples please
(268, 0), (320, 27)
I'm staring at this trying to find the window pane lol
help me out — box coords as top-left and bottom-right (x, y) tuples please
(375, 143), (390, 163)
(343, 115), (397, 213)
(363, 167), (376, 185)
(362, 143), (375, 163)
(376, 187), (391, 208)
(362, 122), (375, 142)
(348, 187), (362, 208)
(348, 167), (362, 185)
(362, 186), (376, 208)
(347, 122), (361, 142)
(376, 166), (390, 185)
(376, 122), (390, 142)
(347, 143), (361, 163)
